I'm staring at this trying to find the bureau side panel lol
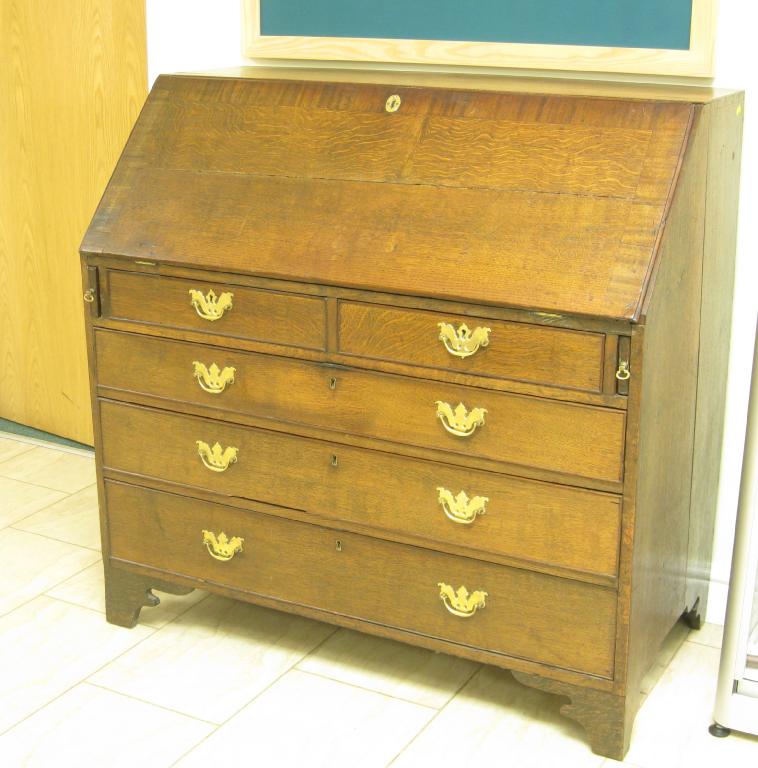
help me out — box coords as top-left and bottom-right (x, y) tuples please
(622, 105), (709, 705)
(685, 92), (745, 618)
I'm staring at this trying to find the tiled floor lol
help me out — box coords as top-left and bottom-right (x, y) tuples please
(1, 432), (757, 768)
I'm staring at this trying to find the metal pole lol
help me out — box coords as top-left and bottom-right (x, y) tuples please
(713, 314), (758, 733)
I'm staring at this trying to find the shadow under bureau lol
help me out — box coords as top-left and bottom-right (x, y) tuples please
(79, 70), (743, 759)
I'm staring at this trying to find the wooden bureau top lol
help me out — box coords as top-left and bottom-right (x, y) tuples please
(81, 74), (695, 321)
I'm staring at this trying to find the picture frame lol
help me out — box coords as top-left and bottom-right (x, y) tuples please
(243, 0), (717, 78)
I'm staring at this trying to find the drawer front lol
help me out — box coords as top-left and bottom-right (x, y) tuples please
(105, 270), (326, 350)
(339, 301), (605, 392)
(95, 330), (626, 483)
(100, 400), (621, 578)
(106, 481), (617, 677)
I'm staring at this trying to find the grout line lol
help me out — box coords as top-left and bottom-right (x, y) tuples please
(293, 625), (341, 665)
(164, 630), (336, 768)
(683, 635), (722, 651)
(2, 573), (210, 741)
(385, 664), (482, 767)
(0, 556), (99, 622)
(0, 610), (159, 739)
(140, 591), (212, 629)
(0, 684), (85, 740)
(84, 681), (220, 726)
(166, 625), (341, 767)
(295, 667), (441, 710)
(1, 480), (79, 526)
(0, 473), (94, 494)
(43, 557), (103, 594)
(9, 524), (101, 553)
(43, 595), (107, 617)
(0, 430), (94, 457)
(0, 444), (36, 464)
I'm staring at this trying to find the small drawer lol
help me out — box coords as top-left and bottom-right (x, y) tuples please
(100, 400), (622, 579)
(338, 301), (605, 392)
(95, 330), (626, 484)
(104, 269), (326, 351)
(105, 481), (617, 677)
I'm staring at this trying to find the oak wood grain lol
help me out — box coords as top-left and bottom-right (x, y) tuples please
(106, 269), (327, 351)
(103, 562), (194, 628)
(99, 399), (622, 580)
(77, 75), (743, 762)
(338, 301), (605, 392)
(105, 480), (617, 677)
(80, 75), (692, 321)
(513, 671), (629, 760)
(620, 101), (708, 711)
(94, 329), (627, 483)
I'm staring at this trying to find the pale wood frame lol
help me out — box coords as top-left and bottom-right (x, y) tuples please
(244, 0), (717, 78)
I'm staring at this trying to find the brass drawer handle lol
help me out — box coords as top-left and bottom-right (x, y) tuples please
(438, 322), (491, 358)
(437, 487), (488, 525)
(202, 530), (244, 561)
(616, 361), (631, 381)
(188, 288), (234, 321)
(192, 361), (236, 394)
(438, 583), (488, 618)
(196, 440), (239, 472)
(435, 401), (487, 437)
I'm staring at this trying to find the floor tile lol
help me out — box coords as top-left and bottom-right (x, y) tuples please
(0, 683), (214, 767)
(14, 484), (101, 549)
(639, 621), (689, 699)
(0, 528), (101, 616)
(0, 476), (66, 528)
(681, 727), (758, 768)
(298, 628), (478, 708)
(90, 594), (335, 723)
(688, 622), (724, 649)
(0, 436), (35, 463)
(392, 666), (604, 768)
(175, 669), (434, 768)
(0, 444), (95, 493)
(622, 640), (758, 768)
(46, 561), (208, 628)
(0, 596), (153, 734)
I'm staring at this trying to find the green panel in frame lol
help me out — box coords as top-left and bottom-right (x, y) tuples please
(260, 0), (692, 51)
(244, 0), (717, 77)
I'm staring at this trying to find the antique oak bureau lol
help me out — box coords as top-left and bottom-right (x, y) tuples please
(80, 70), (743, 759)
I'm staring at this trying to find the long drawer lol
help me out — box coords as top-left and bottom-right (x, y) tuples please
(95, 330), (626, 483)
(105, 481), (617, 677)
(99, 400), (621, 579)
(338, 301), (606, 392)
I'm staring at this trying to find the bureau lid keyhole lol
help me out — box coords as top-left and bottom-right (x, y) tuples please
(331, 454), (338, 467)
(335, 540), (342, 552)
(329, 377), (337, 390)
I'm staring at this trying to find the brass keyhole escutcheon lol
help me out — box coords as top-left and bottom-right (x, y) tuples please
(329, 377), (337, 390)
(331, 454), (338, 467)
(385, 94), (401, 113)
(335, 540), (342, 552)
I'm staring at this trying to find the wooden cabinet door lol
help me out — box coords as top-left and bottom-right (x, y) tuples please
(0, 0), (146, 443)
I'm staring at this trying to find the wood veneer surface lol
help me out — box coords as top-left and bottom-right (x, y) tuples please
(81, 75), (692, 321)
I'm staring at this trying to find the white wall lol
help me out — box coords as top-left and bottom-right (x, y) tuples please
(146, 0), (758, 624)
